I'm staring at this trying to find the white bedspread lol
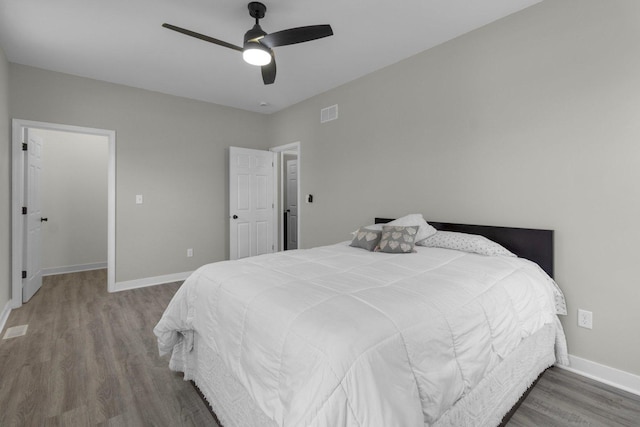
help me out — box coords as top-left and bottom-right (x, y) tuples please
(154, 243), (567, 427)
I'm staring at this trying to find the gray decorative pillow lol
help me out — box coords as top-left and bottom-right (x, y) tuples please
(376, 225), (418, 253)
(418, 231), (516, 257)
(350, 227), (383, 251)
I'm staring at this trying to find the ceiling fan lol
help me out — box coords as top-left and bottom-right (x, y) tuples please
(162, 2), (333, 85)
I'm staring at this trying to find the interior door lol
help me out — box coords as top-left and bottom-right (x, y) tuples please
(23, 129), (44, 302)
(286, 159), (298, 250)
(229, 147), (275, 260)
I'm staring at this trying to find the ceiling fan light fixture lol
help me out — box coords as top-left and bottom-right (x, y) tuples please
(162, 2), (333, 84)
(243, 42), (271, 66)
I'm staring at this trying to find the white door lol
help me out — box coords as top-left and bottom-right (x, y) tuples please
(229, 147), (275, 260)
(286, 159), (298, 250)
(23, 130), (44, 302)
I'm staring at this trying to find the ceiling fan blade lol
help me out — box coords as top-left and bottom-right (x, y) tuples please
(261, 25), (333, 48)
(162, 23), (243, 52)
(261, 53), (276, 85)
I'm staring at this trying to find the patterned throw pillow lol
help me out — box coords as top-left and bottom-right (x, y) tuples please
(418, 231), (516, 257)
(350, 227), (383, 251)
(376, 225), (418, 253)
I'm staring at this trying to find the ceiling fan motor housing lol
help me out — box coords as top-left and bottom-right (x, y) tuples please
(244, 24), (267, 44)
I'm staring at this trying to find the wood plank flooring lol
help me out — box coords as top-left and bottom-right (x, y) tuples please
(0, 270), (216, 427)
(1, 270), (639, 426)
(508, 367), (640, 426)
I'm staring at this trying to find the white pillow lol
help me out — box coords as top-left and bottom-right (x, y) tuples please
(418, 231), (516, 257)
(350, 223), (383, 236)
(386, 214), (437, 243)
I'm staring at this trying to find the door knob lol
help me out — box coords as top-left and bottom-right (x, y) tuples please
(40, 217), (48, 222)
(232, 215), (238, 219)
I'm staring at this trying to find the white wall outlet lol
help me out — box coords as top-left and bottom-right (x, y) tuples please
(187, 248), (193, 257)
(136, 194), (143, 204)
(578, 309), (593, 329)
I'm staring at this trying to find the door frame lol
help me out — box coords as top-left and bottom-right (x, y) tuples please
(11, 119), (116, 307)
(270, 142), (301, 251)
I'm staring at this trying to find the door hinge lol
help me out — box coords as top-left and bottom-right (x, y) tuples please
(22, 142), (27, 151)
(22, 270), (27, 279)
(22, 207), (27, 215)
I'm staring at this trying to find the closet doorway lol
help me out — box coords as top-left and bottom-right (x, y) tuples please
(284, 156), (298, 250)
(11, 120), (116, 307)
(271, 142), (300, 252)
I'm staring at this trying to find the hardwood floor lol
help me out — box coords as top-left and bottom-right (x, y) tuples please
(508, 367), (640, 427)
(0, 270), (216, 427)
(1, 270), (639, 426)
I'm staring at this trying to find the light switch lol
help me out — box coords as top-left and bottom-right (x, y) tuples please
(136, 195), (143, 204)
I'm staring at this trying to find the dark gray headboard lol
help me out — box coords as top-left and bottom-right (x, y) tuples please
(375, 218), (554, 278)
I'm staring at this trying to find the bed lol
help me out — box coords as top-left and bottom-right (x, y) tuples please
(154, 217), (568, 427)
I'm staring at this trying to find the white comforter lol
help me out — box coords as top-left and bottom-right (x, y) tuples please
(154, 242), (567, 427)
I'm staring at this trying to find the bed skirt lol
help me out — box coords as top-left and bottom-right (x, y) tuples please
(168, 323), (558, 427)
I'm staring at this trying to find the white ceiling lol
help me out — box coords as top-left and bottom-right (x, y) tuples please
(0, 0), (541, 114)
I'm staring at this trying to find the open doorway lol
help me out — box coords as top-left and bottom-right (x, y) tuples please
(271, 142), (301, 252)
(11, 120), (116, 308)
(32, 129), (108, 276)
(283, 152), (298, 250)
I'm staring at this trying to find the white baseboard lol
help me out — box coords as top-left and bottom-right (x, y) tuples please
(112, 271), (193, 293)
(559, 354), (640, 397)
(42, 262), (108, 277)
(0, 300), (12, 334)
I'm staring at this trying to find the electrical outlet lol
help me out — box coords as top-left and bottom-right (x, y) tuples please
(136, 195), (143, 204)
(578, 309), (593, 329)
(187, 248), (193, 257)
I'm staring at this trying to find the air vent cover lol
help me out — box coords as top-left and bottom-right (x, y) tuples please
(321, 104), (338, 123)
(3, 324), (28, 339)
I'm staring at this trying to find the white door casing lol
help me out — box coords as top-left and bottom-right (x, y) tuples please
(12, 119), (116, 308)
(22, 130), (44, 302)
(229, 147), (275, 260)
(286, 159), (298, 250)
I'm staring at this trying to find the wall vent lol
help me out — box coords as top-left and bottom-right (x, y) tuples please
(3, 324), (28, 339)
(321, 104), (338, 123)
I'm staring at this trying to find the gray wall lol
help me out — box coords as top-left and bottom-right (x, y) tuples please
(0, 46), (10, 312)
(10, 64), (270, 282)
(32, 129), (108, 271)
(269, 0), (640, 376)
